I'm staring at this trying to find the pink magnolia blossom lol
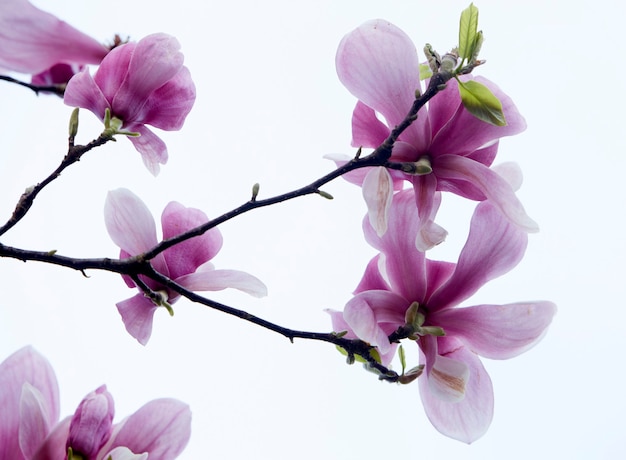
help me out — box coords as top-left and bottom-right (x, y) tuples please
(331, 19), (537, 249)
(0, 346), (191, 459)
(328, 190), (556, 443)
(105, 188), (267, 345)
(64, 33), (196, 175)
(0, 0), (108, 81)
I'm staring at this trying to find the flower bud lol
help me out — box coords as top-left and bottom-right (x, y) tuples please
(67, 385), (114, 459)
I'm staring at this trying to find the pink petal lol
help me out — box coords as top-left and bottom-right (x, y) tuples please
(336, 20), (429, 150)
(426, 354), (469, 403)
(136, 66), (196, 130)
(18, 383), (54, 459)
(411, 174), (446, 251)
(31, 417), (71, 460)
(93, 42), (134, 103)
(112, 34), (185, 123)
(64, 68), (111, 119)
(351, 101), (390, 148)
(104, 189), (159, 255)
(354, 254), (390, 294)
(103, 446), (148, 460)
(419, 339), (494, 443)
(102, 399), (191, 460)
(160, 202), (223, 279)
(363, 190), (427, 301)
(362, 167), (394, 237)
(427, 201), (528, 311)
(0, 346), (59, 459)
(435, 154), (539, 232)
(434, 301), (557, 359)
(429, 76), (527, 156)
(116, 295), (159, 346)
(0, 0), (107, 74)
(126, 125), (168, 176)
(68, 385), (115, 459)
(176, 268), (268, 297)
(343, 290), (408, 356)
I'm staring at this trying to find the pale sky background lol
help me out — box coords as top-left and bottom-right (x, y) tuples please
(1, 0), (624, 458)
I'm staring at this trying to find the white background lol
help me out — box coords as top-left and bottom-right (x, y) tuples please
(1, 0), (623, 458)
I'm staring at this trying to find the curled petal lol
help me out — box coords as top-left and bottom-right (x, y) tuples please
(428, 200), (528, 311)
(127, 125), (168, 177)
(419, 340), (494, 443)
(434, 301), (557, 359)
(435, 154), (539, 233)
(362, 167), (393, 237)
(177, 268), (268, 298)
(160, 202), (222, 279)
(427, 354), (469, 403)
(343, 290), (408, 356)
(102, 399), (191, 460)
(138, 66), (196, 130)
(116, 295), (159, 346)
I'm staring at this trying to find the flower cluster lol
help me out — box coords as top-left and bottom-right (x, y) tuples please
(0, 0), (557, 452)
(105, 188), (267, 345)
(330, 20), (537, 250)
(328, 20), (556, 443)
(0, 347), (191, 460)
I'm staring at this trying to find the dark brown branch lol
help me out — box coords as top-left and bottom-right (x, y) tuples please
(0, 75), (65, 97)
(0, 134), (113, 237)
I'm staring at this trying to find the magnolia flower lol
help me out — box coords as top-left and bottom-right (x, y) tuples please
(328, 190), (556, 443)
(0, 346), (191, 459)
(0, 0), (108, 81)
(331, 19), (537, 249)
(64, 33), (196, 175)
(105, 188), (267, 345)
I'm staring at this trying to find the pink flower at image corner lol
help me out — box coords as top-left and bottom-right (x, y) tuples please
(0, 346), (191, 460)
(104, 188), (268, 345)
(64, 33), (196, 176)
(327, 190), (556, 443)
(330, 19), (538, 250)
(0, 0), (108, 83)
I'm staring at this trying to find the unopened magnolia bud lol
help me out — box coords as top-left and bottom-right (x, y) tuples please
(68, 108), (79, 138)
(67, 385), (114, 459)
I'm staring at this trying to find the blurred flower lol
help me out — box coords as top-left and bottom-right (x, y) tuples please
(328, 190), (556, 443)
(64, 33), (196, 175)
(331, 19), (536, 249)
(0, 346), (191, 459)
(105, 188), (268, 345)
(0, 0), (108, 82)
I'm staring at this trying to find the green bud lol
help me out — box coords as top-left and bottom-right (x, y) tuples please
(68, 108), (79, 138)
(251, 183), (260, 201)
(317, 190), (334, 200)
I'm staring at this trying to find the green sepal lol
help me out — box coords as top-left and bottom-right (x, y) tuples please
(457, 79), (506, 126)
(458, 3), (479, 61)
